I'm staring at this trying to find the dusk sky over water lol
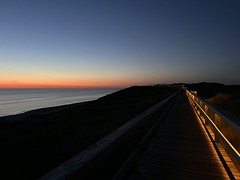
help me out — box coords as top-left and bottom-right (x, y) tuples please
(1, 0), (240, 88)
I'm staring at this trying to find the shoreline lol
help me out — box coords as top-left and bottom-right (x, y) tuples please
(0, 100), (95, 122)
(0, 88), (119, 121)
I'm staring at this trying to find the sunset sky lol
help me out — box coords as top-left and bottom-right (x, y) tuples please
(1, 0), (240, 88)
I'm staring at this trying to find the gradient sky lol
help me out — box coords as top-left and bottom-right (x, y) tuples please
(0, 0), (240, 88)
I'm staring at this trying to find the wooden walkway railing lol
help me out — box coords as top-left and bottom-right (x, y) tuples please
(39, 92), (179, 180)
(186, 90), (240, 179)
(128, 92), (239, 180)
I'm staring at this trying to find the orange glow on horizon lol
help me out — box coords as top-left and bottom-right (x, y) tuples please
(0, 72), (162, 89)
(0, 78), (131, 89)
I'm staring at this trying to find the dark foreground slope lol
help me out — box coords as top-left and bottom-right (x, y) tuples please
(0, 85), (177, 180)
(185, 82), (240, 120)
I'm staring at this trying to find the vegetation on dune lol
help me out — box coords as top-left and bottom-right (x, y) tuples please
(185, 82), (240, 121)
(0, 85), (176, 180)
(207, 93), (240, 120)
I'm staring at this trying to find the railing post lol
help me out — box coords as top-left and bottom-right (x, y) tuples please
(208, 109), (215, 123)
(186, 89), (240, 175)
(214, 114), (221, 143)
(204, 105), (209, 125)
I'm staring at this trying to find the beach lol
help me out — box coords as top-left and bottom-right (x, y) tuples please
(0, 88), (118, 117)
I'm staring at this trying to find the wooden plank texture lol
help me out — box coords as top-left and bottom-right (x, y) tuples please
(130, 92), (230, 180)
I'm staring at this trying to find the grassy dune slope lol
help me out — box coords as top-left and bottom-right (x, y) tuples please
(207, 93), (240, 120)
(185, 82), (240, 120)
(0, 85), (176, 180)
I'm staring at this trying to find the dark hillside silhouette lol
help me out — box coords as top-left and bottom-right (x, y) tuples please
(0, 85), (176, 180)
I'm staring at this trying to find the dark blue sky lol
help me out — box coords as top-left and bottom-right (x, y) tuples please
(0, 0), (240, 88)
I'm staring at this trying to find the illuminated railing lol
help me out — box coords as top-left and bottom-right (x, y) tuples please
(186, 90), (240, 172)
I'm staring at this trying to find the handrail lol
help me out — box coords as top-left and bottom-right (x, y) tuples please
(186, 90), (240, 172)
(112, 91), (179, 180)
(39, 91), (179, 180)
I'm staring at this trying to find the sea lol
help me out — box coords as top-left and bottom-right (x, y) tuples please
(0, 88), (119, 117)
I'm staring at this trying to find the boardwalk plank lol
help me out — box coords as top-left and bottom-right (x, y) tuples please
(130, 92), (230, 180)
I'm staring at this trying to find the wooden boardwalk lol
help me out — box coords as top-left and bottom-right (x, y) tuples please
(129, 92), (230, 180)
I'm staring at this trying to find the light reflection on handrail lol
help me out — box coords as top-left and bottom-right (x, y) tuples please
(189, 92), (240, 157)
(186, 90), (240, 173)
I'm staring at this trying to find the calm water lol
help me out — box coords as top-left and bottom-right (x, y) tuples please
(0, 88), (119, 117)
